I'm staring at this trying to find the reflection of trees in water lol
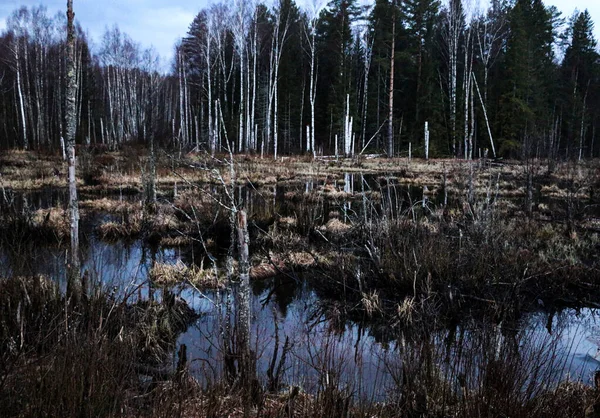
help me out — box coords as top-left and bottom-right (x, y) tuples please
(2, 183), (599, 403)
(251, 275), (304, 318)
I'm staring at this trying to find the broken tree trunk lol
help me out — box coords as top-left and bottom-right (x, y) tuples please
(66, 0), (81, 303)
(236, 209), (254, 385)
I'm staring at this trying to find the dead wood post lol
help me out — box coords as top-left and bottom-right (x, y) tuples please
(236, 209), (254, 387)
(66, 0), (81, 303)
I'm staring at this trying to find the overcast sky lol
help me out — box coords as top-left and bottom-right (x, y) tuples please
(0, 0), (598, 68)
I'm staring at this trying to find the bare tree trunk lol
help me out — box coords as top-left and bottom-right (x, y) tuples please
(66, 0), (81, 303)
(267, 7), (289, 160)
(579, 81), (590, 162)
(425, 121), (430, 160)
(14, 43), (28, 150)
(147, 73), (157, 205)
(299, 80), (305, 152)
(274, 71), (279, 159)
(306, 24), (317, 155)
(361, 36), (372, 150)
(251, 9), (258, 151)
(472, 73), (496, 158)
(387, 3), (396, 158)
(463, 28), (472, 159)
(236, 209), (253, 382)
(178, 51), (186, 146)
(238, 50), (245, 153)
(344, 94), (353, 156)
(469, 72), (475, 160)
(446, 0), (461, 156)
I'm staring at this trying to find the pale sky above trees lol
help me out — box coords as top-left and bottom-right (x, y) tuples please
(0, 0), (598, 66)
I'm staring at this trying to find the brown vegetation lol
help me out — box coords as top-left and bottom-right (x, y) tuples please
(1, 150), (600, 416)
(150, 260), (224, 289)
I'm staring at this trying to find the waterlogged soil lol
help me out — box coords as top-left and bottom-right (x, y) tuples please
(2, 177), (600, 399)
(2, 228), (600, 396)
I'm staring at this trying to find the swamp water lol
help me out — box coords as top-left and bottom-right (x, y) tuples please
(1, 177), (599, 400)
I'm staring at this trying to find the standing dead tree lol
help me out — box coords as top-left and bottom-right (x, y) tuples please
(65, 0), (81, 302)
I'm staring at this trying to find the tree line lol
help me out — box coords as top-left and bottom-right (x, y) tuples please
(0, 0), (598, 160)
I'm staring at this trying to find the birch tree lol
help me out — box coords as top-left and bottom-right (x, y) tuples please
(303, 0), (325, 155)
(443, 0), (464, 156)
(65, 0), (81, 302)
(267, 0), (290, 159)
(387, 0), (397, 157)
(7, 9), (30, 150)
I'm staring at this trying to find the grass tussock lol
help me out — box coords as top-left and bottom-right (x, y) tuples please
(150, 260), (224, 289)
(80, 197), (140, 214)
(96, 206), (184, 242)
(159, 235), (193, 247)
(0, 206), (70, 244)
(0, 274), (197, 417)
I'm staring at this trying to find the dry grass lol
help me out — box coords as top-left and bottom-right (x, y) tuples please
(319, 218), (352, 235)
(96, 212), (143, 240)
(80, 197), (141, 213)
(0, 150), (68, 189)
(2, 151), (598, 215)
(0, 273), (199, 417)
(95, 205), (185, 241)
(159, 235), (193, 247)
(31, 207), (70, 239)
(150, 260), (224, 289)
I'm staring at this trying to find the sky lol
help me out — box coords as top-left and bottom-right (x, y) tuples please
(0, 0), (599, 68)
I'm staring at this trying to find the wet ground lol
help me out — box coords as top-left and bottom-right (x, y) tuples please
(2, 174), (600, 398)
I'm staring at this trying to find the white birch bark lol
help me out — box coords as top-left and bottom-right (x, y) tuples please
(66, 0), (81, 302)
(445, 0), (462, 156)
(13, 42), (28, 150)
(387, 2), (396, 158)
(425, 122), (430, 160)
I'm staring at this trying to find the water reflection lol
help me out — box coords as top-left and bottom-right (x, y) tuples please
(1, 181), (599, 399)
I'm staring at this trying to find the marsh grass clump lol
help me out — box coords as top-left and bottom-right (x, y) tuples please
(0, 274), (198, 417)
(158, 235), (193, 247)
(96, 211), (144, 240)
(129, 295), (198, 363)
(80, 197), (140, 214)
(0, 206), (70, 244)
(150, 260), (224, 289)
(96, 204), (185, 242)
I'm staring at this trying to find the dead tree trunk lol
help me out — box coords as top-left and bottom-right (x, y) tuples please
(66, 0), (81, 303)
(236, 209), (253, 384)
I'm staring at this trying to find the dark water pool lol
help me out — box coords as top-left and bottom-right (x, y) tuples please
(2, 181), (599, 399)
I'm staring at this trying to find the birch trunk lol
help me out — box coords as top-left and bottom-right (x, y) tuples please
(66, 0), (81, 303)
(579, 82), (590, 162)
(14, 43), (28, 150)
(387, 3), (396, 158)
(307, 28), (317, 155)
(236, 209), (252, 381)
(425, 122), (430, 160)
(446, 1), (461, 156)
(463, 28), (472, 159)
(361, 36), (372, 150)
(472, 73), (496, 158)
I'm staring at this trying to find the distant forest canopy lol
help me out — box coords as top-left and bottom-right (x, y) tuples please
(0, 0), (598, 160)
